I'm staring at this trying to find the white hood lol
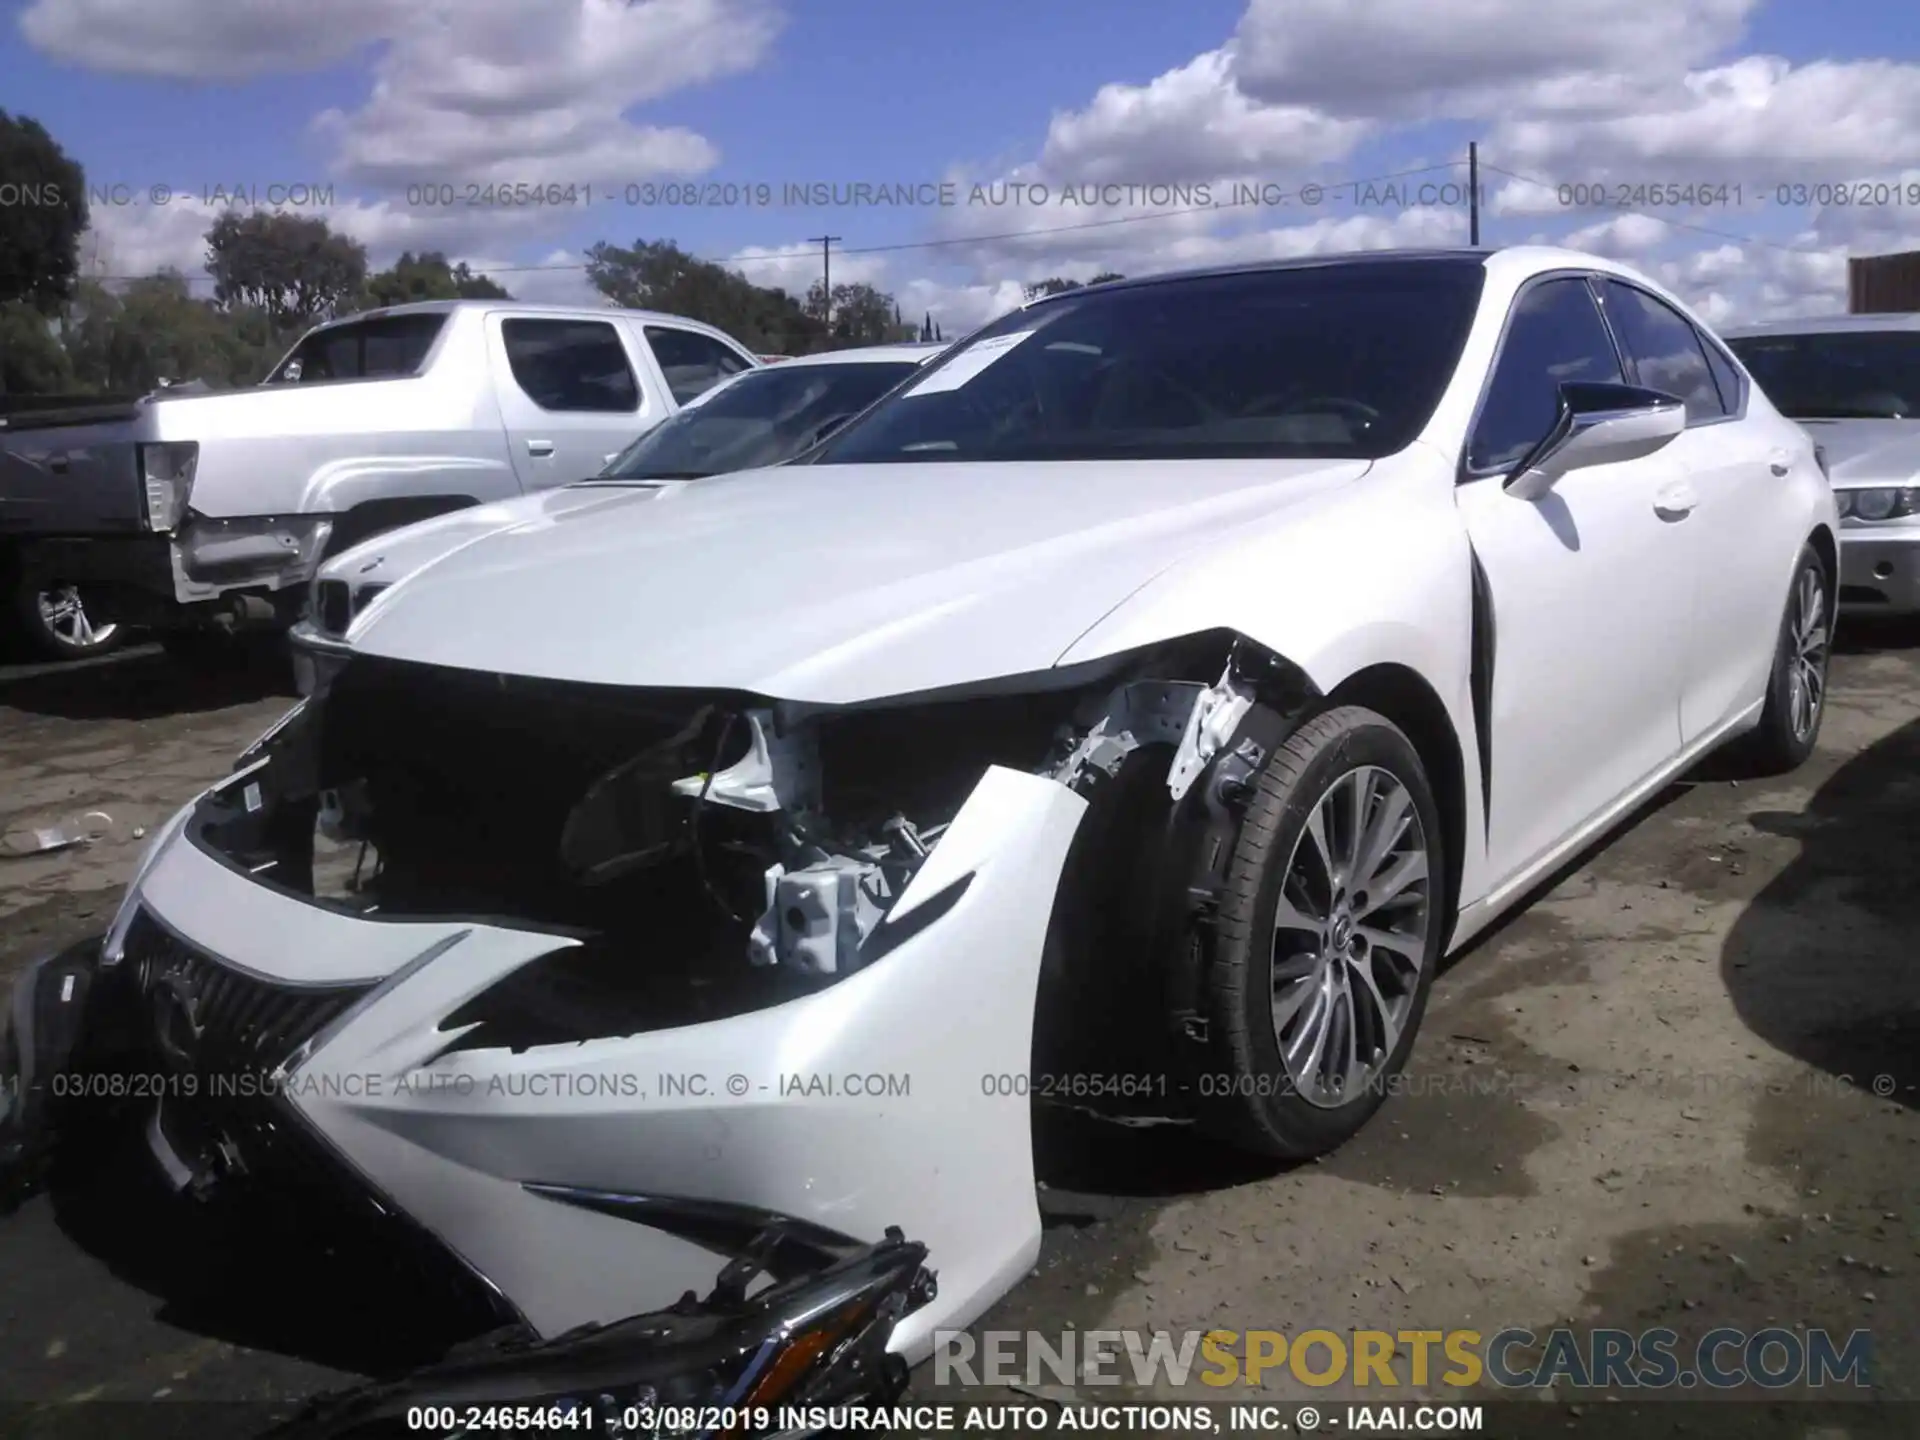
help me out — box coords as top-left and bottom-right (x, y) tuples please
(1797, 419), (1920, 485)
(347, 458), (1369, 702)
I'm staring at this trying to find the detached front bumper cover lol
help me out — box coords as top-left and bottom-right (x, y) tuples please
(0, 942), (141, 1213)
(262, 1226), (935, 1440)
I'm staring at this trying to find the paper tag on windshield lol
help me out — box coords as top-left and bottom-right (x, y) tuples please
(902, 329), (1036, 396)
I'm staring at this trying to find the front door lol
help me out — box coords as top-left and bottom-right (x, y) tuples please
(1454, 274), (1694, 888)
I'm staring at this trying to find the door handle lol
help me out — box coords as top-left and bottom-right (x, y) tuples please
(526, 439), (555, 457)
(1769, 449), (1792, 477)
(1653, 482), (1698, 519)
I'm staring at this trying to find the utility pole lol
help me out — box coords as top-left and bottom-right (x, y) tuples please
(809, 234), (841, 331)
(1468, 142), (1481, 246)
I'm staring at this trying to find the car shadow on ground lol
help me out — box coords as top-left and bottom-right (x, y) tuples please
(0, 642), (294, 721)
(1728, 712), (1920, 1111)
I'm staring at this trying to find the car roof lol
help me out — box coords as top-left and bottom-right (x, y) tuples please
(1017, 245), (1679, 305)
(309, 298), (753, 340)
(1722, 313), (1920, 339)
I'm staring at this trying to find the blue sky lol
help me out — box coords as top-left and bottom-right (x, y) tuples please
(7, 0), (1920, 329)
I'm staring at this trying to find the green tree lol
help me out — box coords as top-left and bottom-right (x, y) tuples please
(205, 210), (368, 327)
(0, 111), (89, 311)
(807, 280), (915, 346)
(365, 250), (511, 306)
(63, 275), (286, 393)
(0, 301), (76, 395)
(586, 239), (828, 353)
(1024, 272), (1125, 301)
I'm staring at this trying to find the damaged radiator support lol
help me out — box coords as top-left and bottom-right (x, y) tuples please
(670, 709), (942, 977)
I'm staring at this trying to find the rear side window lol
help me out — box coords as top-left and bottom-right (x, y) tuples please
(645, 326), (755, 405)
(1700, 334), (1745, 414)
(1600, 282), (1726, 421)
(502, 319), (640, 413)
(270, 314), (446, 383)
(1469, 278), (1624, 473)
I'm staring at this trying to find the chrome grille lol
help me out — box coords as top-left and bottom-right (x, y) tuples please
(126, 909), (372, 1074)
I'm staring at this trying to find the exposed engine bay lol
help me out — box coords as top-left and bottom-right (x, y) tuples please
(188, 633), (1313, 1066)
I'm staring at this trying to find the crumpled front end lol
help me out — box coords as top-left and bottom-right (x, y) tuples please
(46, 633), (1310, 1358)
(99, 655), (1112, 1355)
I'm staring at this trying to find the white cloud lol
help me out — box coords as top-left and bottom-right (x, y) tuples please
(1032, 49), (1369, 187)
(25, 0), (781, 219)
(314, 0), (780, 191)
(19, 0), (397, 79)
(1231, 0), (1756, 118)
(1560, 214), (1674, 258)
(1491, 56), (1920, 183)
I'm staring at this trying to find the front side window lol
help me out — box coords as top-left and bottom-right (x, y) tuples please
(815, 261), (1487, 465)
(645, 326), (755, 406)
(1468, 278), (1624, 473)
(269, 313), (446, 383)
(1725, 331), (1920, 419)
(501, 319), (639, 413)
(600, 361), (921, 480)
(1601, 281), (1725, 422)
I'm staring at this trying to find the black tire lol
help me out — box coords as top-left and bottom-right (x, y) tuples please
(1736, 542), (1832, 776)
(7, 573), (123, 662)
(1191, 705), (1447, 1159)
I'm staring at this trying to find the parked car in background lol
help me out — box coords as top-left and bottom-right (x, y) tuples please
(287, 343), (945, 691)
(9, 249), (1836, 1363)
(0, 301), (759, 661)
(1725, 314), (1920, 614)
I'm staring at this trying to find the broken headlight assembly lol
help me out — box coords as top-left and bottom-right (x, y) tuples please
(260, 1226), (936, 1440)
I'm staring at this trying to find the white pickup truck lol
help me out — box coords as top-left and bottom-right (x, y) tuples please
(0, 300), (759, 659)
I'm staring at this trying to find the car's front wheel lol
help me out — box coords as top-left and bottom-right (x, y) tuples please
(1192, 705), (1446, 1159)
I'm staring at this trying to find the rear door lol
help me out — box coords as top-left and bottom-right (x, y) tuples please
(636, 324), (757, 409)
(1596, 281), (1787, 742)
(489, 315), (658, 488)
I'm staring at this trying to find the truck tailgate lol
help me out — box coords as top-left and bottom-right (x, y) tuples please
(0, 406), (148, 535)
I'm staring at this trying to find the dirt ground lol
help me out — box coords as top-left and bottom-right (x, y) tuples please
(0, 631), (1915, 1436)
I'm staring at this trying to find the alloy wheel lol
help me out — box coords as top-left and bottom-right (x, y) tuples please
(1270, 764), (1432, 1109)
(1785, 564), (1828, 743)
(36, 584), (119, 653)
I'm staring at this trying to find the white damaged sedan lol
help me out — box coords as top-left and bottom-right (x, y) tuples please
(3, 248), (1836, 1367)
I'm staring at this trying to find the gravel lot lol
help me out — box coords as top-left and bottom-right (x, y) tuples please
(1, 630), (1915, 1434)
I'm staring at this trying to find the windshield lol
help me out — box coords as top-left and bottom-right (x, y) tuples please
(267, 313), (447, 384)
(814, 260), (1486, 465)
(599, 360), (923, 479)
(1725, 331), (1920, 419)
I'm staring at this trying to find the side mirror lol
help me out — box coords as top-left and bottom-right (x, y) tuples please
(1506, 382), (1686, 501)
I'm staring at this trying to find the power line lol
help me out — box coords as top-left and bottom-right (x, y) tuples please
(1474, 160), (1825, 255)
(84, 162), (1470, 283)
(83, 155), (1826, 288)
